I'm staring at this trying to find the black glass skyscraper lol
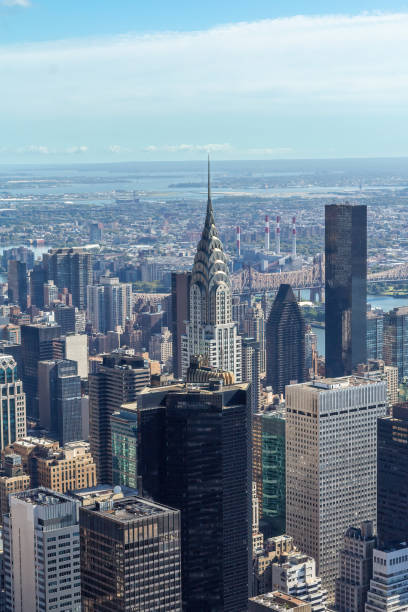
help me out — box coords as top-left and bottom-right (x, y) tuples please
(162, 383), (251, 612)
(325, 204), (367, 377)
(377, 404), (408, 546)
(266, 284), (306, 396)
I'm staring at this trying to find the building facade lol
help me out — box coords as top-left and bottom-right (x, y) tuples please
(7, 260), (28, 311)
(242, 337), (261, 413)
(0, 355), (26, 451)
(377, 404), (408, 547)
(162, 382), (251, 611)
(4, 488), (81, 612)
(266, 284), (306, 396)
(181, 160), (242, 381)
(366, 311), (383, 360)
(365, 543), (408, 611)
(335, 521), (376, 612)
(80, 495), (182, 611)
(110, 403), (139, 490)
(261, 411), (286, 538)
(325, 204), (367, 377)
(271, 551), (327, 612)
(383, 306), (408, 382)
(89, 352), (150, 483)
(286, 377), (387, 597)
(44, 247), (92, 310)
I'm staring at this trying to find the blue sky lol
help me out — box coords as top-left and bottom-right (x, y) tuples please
(1, 0), (408, 162)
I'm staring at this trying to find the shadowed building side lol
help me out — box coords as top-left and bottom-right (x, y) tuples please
(266, 284), (306, 396)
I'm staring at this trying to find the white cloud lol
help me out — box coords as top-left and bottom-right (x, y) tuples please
(107, 145), (131, 154)
(65, 145), (88, 154)
(18, 145), (50, 155)
(248, 147), (294, 156)
(144, 143), (232, 153)
(1, 0), (31, 6)
(1, 13), (408, 124)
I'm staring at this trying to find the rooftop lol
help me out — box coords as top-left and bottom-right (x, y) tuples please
(14, 487), (73, 506)
(86, 495), (176, 522)
(249, 591), (309, 610)
(299, 376), (383, 392)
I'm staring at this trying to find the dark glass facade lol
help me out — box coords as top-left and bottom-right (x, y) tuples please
(261, 411), (285, 538)
(162, 385), (251, 612)
(325, 204), (367, 377)
(111, 405), (139, 490)
(50, 359), (82, 445)
(170, 271), (191, 379)
(7, 260), (28, 311)
(383, 307), (408, 382)
(266, 284), (306, 395)
(367, 311), (383, 360)
(80, 496), (182, 611)
(89, 353), (150, 483)
(21, 323), (61, 419)
(377, 404), (408, 546)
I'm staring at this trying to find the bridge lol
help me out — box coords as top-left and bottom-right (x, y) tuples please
(231, 261), (408, 294)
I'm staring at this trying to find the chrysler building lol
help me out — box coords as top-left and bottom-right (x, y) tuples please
(182, 159), (242, 381)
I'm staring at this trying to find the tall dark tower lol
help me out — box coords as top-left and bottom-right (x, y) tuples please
(266, 284), (306, 395)
(325, 204), (367, 377)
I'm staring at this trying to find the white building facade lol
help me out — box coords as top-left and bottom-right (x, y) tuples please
(286, 377), (387, 599)
(365, 544), (408, 611)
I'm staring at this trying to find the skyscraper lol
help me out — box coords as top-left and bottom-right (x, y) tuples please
(7, 260), (28, 311)
(266, 284), (306, 395)
(171, 271), (191, 379)
(54, 303), (76, 335)
(365, 543), (408, 611)
(325, 204), (367, 377)
(4, 488), (81, 612)
(80, 493), (182, 612)
(383, 306), (408, 382)
(44, 247), (92, 309)
(182, 159), (242, 381)
(377, 404), (408, 547)
(366, 310), (383, 360)
(242, 337), (261, 412)
(110, 403), (139, 490)
(38, 359), (82, 445)
(162, 381), (251, 611)
(89, 352), (150, 483)
(261, 411), (286, 538)
(335, 521), (376, 612)
(286, 376), (386, 597)
(0, 355), (26, 450)
(21, 323), (61, 419)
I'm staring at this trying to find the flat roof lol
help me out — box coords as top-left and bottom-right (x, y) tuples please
(298, 376), (382, 392)
(86, 495), (176, 522)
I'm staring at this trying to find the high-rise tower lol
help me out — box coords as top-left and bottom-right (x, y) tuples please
(266, 284), (306, 396)
(182, 158), (242, 381)
(325, 204), (367, 377)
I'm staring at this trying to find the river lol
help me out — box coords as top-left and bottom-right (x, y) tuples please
(312, 294), (408, 356)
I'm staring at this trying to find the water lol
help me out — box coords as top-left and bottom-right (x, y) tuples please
(312, 294), (408, 356)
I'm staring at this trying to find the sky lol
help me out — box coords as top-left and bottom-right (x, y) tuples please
(1, 0), (408, 163)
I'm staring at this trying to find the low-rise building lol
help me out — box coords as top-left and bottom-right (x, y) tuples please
(249, 591), (312, 611)
(36, 441), (96, 493)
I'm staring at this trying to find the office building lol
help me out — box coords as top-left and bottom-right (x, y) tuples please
(335, 521), (376, 612)
(89, 221), (103, 243)
(365, 543), (408, 611)
(29, 265), (47, 309)
(367, 311), (383, 360)
(383, 306), (408, 382)
(243, 303), (266, 373)
(242, 337), (261, 412)
(181, 159), (242, 381)
(271, 551), (327, 612)
(52, 333), (88, 379)
(89, 352), (150, 483)
(305, 327), (318, 377)
(38, 359), (82, 445)
(87, 277), (132, 333)
(4, 437), (59, 486)
(171, 270), (191, 379)
(261, 411), (286, 538)
(249, 592), (311, 612)
(286, 377), (387, 597)
(266, 284), (306, 395)
(253, 534), (296, 596)
(3, 488), (81, 612)
(253, 412), (264, 516)
(21, 323), (61, 419)
(36, 441), (96, 493)
(44, 247), (92, 309)
(7, 260), (28, 311)
(377, 404), (408, 546)
(43, 280), (58, 306)
(149, 326), (173, 366)
(80, 494), (182, 611)
(355, 359), (399, 407)
(0, 355), (26, 450)
(0, 455), (30, 520)
(325, 204), (367, 377)
(2, 246), (34, 271)
(253, 482), (264, 554)
(162, 381), (251, 611)
(54, 304), (76, 335)
(110, 403), (139, 490)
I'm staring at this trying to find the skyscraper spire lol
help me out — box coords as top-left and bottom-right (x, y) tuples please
(207, 154), (213, 218)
